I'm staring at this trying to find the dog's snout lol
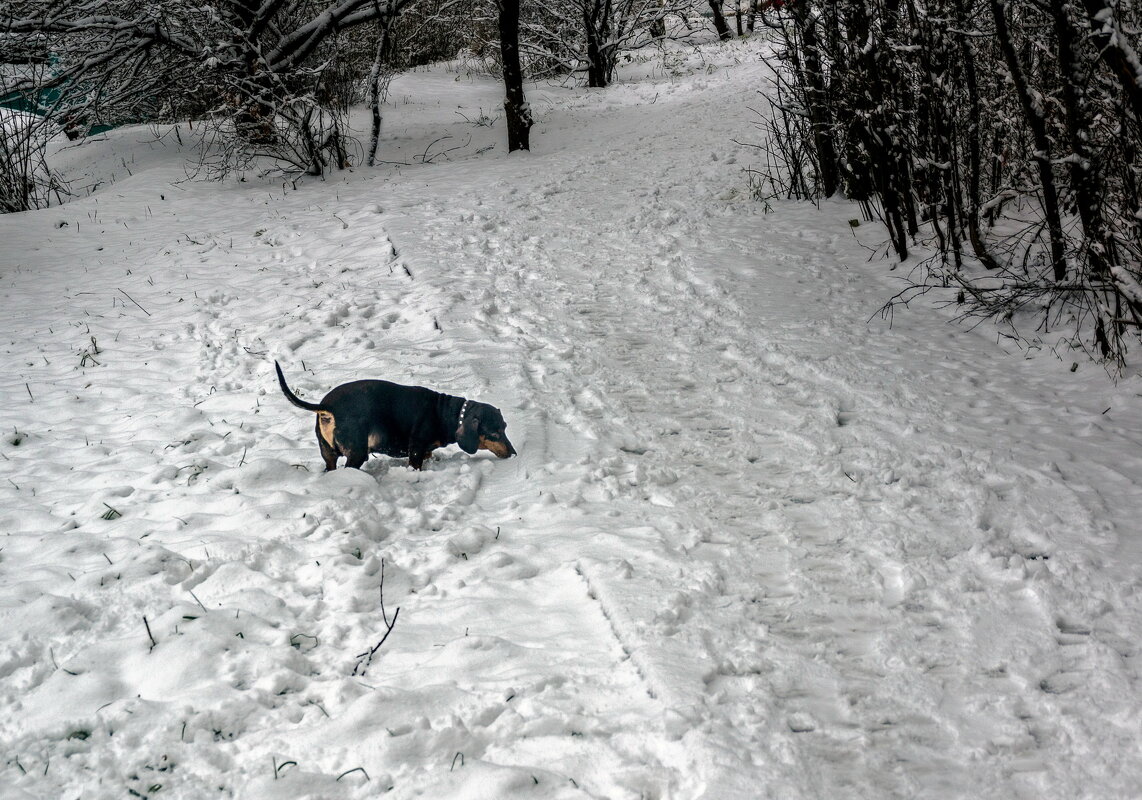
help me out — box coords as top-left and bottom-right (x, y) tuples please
(479, 435), (516, 459)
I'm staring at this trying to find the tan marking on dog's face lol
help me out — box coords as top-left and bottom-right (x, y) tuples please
(318, 412), (336, 448)
(478, 436), (514, 458)
(367, 432), (382, 451)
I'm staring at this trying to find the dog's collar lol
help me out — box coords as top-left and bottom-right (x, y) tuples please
(456, 398), (471, 433)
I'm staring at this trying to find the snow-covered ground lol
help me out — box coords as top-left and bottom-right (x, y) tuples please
(3, 37), (1142, 800)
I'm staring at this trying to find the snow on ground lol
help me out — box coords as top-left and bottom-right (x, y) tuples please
(3, 37), (1142, 800)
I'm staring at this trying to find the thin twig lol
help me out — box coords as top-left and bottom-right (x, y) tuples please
(336, 767), (370, 782)
(350, 562), (402, 678)
(273, 757), (298, 779)
(379, 559), (390, 627)
(353, 607), (400, 677)
(143, 616), (157, 651)
(117, 288), (151, 316)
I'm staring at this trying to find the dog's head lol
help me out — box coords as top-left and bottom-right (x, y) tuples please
(457, 401), (516, 459)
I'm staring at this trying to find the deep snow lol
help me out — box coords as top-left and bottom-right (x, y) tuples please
(2, 37), (1142, 800)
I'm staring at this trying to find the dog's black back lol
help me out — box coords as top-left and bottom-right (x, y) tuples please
(321, 379), (461, 459)
(275, 362), (515, 471)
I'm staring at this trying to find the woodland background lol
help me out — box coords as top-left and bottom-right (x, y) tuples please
(3, 0), (1142, 367)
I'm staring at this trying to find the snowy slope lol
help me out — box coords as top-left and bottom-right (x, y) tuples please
(2, 38), (1142, 800)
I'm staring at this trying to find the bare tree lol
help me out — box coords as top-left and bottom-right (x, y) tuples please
(786, 1), (838, 198)
(366, 4), (399, 167)
(706, 0), (733, 40)
(1079, 0), (1142, 125)
(757, 0), (1142, 367)
(2, 0), (420, 176)
(0, 106), (64, 212)
(519, 0), (685, 89)
(499, 0), (533, 151)
(990, 0), (1067, 281)
(574, 0), (672, 87)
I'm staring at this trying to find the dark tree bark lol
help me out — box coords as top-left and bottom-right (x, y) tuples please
(1080, 0), (1142, 125)
(842, 0), (910, 257)
(990, 0), (1068, 280)
(912, 0), (962, 271)
(761, 0), (1142, 364)
(952, 0), (1001, 270)
(583, 0), (614, 87)
(366, 16), (395, 167)
(789, 0), (839, 198)
(499, 0), (532, 152)
(650, 0), (667, 39)
(707, 0), (733, 40)
(1051, 0), (1113, 274)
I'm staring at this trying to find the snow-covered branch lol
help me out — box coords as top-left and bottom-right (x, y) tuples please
(1080, 0), (1142, 124)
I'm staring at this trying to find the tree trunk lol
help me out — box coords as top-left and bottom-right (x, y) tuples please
(650, 0), (667, 38)
(990, 0), (1068, 281)
(952, 0), (1001, 270)
(1052, 0), (1112, 274)
(585, 30), (607, 87)
(915, 8), (962, 271)
(499, 0), (532, 151)
(1080, 0), (1142, 125)
(707, 0), (733, 40)
(790, 0), (839, 198)
(840, 0), (910, 257)
(367, 18), (395, 167)
(583, 0), (614, 88)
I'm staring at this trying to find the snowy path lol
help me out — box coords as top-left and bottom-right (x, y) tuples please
(3, 39), (1142, 799)
(369, 57), (1142, 796)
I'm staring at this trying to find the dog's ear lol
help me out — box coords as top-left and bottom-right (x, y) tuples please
(457, 404), (480, 454)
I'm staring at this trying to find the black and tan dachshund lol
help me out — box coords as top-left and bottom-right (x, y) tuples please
(275, 361), (516, 472)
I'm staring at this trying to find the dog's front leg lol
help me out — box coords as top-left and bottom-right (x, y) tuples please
(343, 450), (368, 469)
(407, 422), (440, 471)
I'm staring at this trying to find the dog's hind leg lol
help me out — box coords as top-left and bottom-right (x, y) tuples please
(408, 423), (440, 471)
(316, 419), (340, 471)
(332, 425), (369, 470)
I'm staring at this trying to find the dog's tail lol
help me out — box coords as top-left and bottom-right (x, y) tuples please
(275, 361), (326, 412)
